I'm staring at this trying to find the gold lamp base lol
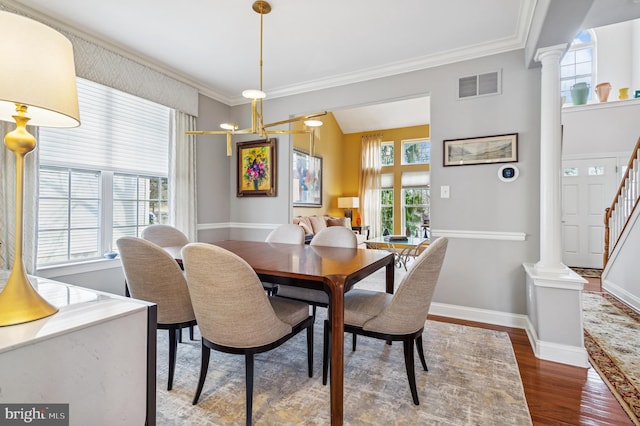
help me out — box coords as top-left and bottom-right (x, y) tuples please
(0, 264), (58, 327)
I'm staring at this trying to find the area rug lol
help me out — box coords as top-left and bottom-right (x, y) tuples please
(571, 267), (603, 278)
(155, 314), (532, 425)
(583, 292), (640, 425)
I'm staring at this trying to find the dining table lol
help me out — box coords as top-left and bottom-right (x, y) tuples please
(165, 240), (395, 426)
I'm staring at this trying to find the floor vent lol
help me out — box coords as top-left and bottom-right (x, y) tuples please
(457, 70), (501, 99)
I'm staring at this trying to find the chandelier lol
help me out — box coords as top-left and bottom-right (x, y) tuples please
(187, 1), (326, 155)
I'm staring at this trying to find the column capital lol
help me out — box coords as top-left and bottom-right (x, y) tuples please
(534, 43), (568, 63)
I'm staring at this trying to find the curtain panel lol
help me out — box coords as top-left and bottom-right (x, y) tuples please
(170, 111), (198, 242)
(359, 134), (382, 238)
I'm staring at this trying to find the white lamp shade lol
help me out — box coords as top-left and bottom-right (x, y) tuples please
(0, 11), (80, 128)
(338, 197), (359, 209)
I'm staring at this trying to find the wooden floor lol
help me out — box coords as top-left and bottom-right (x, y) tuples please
(429, 278), (633, 425)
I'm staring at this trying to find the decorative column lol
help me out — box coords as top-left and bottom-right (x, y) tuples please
(535, 44), (567, 274)
(523, 44), (587, 368)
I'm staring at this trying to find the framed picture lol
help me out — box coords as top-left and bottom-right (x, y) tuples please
(292, 149), (322, 207)
(237, 138), (277, 197)
(443, 133), (518, 167)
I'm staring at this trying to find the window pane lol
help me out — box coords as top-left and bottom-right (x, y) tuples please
(381, 189), (393, 234)
(403, 187), (430, 237)
(381, 142), (394, 166)
(575, 48), (592, 63)
(563, 167), (578, 177)
(37, 168), (101, 265)
(588, 166), (604, 176)
(402, 139), (430, 164)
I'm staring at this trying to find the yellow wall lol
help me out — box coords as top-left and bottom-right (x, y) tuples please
(343, 125), (430, 232)
(292, 116), (429, 230)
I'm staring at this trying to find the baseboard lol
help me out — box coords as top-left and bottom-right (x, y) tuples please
(430, 302), (589, 368)
(602, 279), (640, 312)
(429, 302), (529, 329)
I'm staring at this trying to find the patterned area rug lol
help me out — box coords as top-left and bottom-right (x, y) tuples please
(571, 268), (603, 278)
(583, 292), (640, 425)
(155, 316), (532, 425)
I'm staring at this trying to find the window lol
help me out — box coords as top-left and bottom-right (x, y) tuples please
(381, 142), (394, 166)
(402, 139), (430, 165)
(401, 171), (430, 236)
(37, 78), (172, 267)
(561, 30), (595, 104)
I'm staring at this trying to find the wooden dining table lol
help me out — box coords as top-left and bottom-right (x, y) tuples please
(165, 240), (395, 426)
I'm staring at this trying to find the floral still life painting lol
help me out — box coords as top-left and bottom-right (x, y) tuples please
(237, 138), (277, 197)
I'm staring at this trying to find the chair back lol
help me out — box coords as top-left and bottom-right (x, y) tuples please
(310, 226), (357, 248)
(265, 224), (305, 244)
(181, 243), (293, 347)
(142, 224), (189, 247)
(365, 237), (448, 334)
(117, 237), (195, 325)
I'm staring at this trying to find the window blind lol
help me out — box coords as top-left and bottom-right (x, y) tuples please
(39, 78), (171, 176)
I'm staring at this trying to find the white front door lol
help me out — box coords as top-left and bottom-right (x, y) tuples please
(561, 157), (617, 268)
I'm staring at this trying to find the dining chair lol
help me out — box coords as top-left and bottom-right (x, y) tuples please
(141, 224), (189, 247)
(141, 224), (195, 341)
(275, 226), (358, 314)
(322, 237), (448, 404)
(262, 224), (306, 295)
(116, 236), (197, 391)
(181, 243), (314, 426)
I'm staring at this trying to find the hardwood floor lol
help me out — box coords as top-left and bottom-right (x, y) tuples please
(429, 276), (633, 425)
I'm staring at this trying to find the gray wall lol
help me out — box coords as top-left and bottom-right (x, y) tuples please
(195, 49), (542, 316)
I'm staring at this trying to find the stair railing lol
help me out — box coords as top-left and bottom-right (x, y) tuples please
(604, 136), (640, 267)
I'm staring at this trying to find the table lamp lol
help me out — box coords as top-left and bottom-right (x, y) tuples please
(0, 11), (80, 326)
(337, 197), (359, 220)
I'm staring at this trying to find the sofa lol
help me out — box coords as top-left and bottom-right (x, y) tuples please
(293, 215), (366, 246)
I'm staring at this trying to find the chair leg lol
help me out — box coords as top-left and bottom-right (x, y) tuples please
(178, 328), (183, 343)
(403, 339), (420, 405)
(192, 344), (210, 405)
(416, 335), (428, 371)
(352, 333), (357, 351)
(189, 325), (195, 341)
(168, 328), (178, 391)
(245, 354), (254, 426)
(322, 320), (330, 386)
(307, 322), (314, 378)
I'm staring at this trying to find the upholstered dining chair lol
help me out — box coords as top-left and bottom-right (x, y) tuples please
(141, 223), (195, 341)
(181, 243), (314, 426)
(275, 226), (358, 314)
(141, 224), (189, 248)
(262, 224), (306, 295)
(116, 236), (197, 391)
(322, 237), (448, 404)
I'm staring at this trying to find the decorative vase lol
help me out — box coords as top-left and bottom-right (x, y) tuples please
(570, 82), (590, 105)
(618, 87), (629, 100)
(595, 82), (611, 102)
(253, 179), (259, 190)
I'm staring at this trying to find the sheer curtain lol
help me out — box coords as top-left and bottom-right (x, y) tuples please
(0, 122), (39, 273)
(359, 133), (383, 238)
(170, 111), (198, 242)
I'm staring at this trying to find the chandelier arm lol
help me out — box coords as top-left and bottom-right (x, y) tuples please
(262, 111), (328, 128)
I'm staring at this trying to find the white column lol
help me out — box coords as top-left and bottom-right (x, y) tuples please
(534, 44), (568, 274)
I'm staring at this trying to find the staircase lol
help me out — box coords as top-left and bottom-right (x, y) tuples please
(603, 136), (640, 310)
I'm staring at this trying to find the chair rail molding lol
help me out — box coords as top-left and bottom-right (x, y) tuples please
(430, 229), (527, 241)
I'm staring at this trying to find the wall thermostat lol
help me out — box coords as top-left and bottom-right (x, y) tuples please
(498, 164), (519, 182)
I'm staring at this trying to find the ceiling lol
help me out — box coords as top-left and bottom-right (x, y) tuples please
(8, 0), (640, 133)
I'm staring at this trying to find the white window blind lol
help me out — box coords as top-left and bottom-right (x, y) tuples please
(381, 173), (394, 188)
(38, 77), (171, 176)
(401, 171), (430, 187)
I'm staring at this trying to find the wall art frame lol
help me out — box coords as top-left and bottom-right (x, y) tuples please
(443, 133), (518, 167)
(292, 149), (322, 207)
(237, 138), (277, 197)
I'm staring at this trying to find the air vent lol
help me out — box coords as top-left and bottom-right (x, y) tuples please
(457, 70), (501, 99)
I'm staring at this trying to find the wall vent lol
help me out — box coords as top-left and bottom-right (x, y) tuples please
(457, 70), (501, 99)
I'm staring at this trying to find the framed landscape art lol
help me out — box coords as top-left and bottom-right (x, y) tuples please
(237, 138), (277, 197)
(292, 149), (322, 207)
(443, 133), (518, 166)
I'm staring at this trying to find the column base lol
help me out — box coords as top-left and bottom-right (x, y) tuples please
(523, 263), (588, 367)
